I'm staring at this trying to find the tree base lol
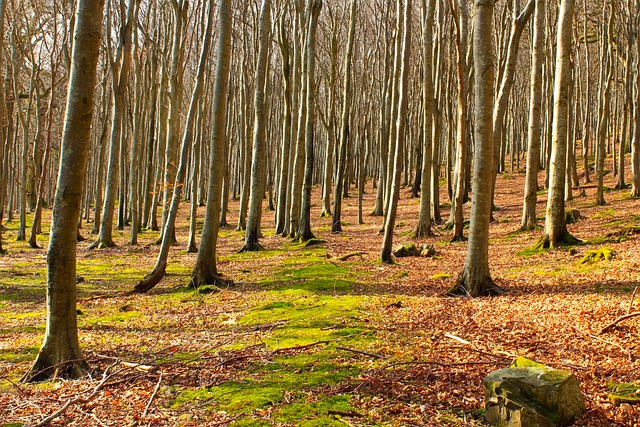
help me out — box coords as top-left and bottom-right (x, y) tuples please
(239, 241), (264, 252)
(293, 231), (317, 245)
(23, 354), (88, 383)
(450, 234), (468, 243)
(413, 223), (433, 239)
(320, 210), (332, 218)
(187, 240), (198, 253)
(536, 231), (581, 249)
(88, 239), (116, 250)
(448, 272), (504, 297)
(131, 262), (167, 293)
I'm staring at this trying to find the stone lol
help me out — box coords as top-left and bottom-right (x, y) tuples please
(420, 244), (436, 258)
(392, 243), (418, 258)
(484, 358), (585, 427)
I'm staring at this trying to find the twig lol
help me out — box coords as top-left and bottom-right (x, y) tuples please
(273, 340), (332, 354)
(599, 311), (640, 335)
(336, 346), (387, 359)
(572, 326), (633, 360)
(447, 346), (511, 362)
(33, 361), (119, 427)
(443, 333), (470, 345)
(142, 371), (163, 418)
(336, 251), (365, 261)
(384, 360), (503, 369)
(628, 287), (639, 314)
(328, 409), (364, 418)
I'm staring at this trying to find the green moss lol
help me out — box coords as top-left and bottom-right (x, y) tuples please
(510, 357), (547, 369)
(430, 273), (452, 280)
(0, 346), (39, 363)
(579, 248), (615, 264)
(608, 382), (640, 404)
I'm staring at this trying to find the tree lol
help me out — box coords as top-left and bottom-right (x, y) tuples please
(241, 0), (272, 252)
(449, 0), (503, 297)
(331, 0), (356, 234)
(134, 0), (217, 292)
(521, 0), (545, 229)
(540, 0), (578, 248)
(414, 0), (436, 238)
(90, 0), (139, 249)
(0, 0), (7, 255)
(295, 0), (323, 242)
(380, 0), (410, 263)
(24, 0), (105, 381)
(190, 0), (233, 288)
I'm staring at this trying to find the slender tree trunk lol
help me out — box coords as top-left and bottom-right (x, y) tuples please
(541, 0), (578, 248)
(521, 0), (545, 229)
(91, 0), (138, 249)
(134, 0), (216, 292)
(331, 0), (356, 234)
(241, 0), (272, 251)
(450, 0), (503, 297)
(296, 0), (323, 242)
(381, 0), (411, 263)
(24, 0), (104, 382)
(415, 0), (436, 238)
(190, 0), (233, 288)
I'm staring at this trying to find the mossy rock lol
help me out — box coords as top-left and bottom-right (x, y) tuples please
(420, 244), (436, 258)
(608, 381), (640, 405)
(484, 361), (585, 426)
(579, 248), (615, 264)
(392, 242), (418, 258)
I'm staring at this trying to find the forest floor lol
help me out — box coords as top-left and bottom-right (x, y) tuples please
(2, 164), (640, 426)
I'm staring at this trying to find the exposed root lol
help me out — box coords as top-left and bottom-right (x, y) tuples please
(448, 272), (505, 297)
(131, 262), (167, 294)
(88, 239), (116, 250)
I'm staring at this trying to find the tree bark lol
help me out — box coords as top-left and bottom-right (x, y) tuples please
(450, 0), (503, 297)
(24, 0), (104, 382)
(190, 0), (233, 288)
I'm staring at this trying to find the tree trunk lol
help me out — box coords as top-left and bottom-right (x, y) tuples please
(190, 0), (233, 289)
(450, 0), (503, 297)
(521, 0), (545, 229)
(241, 0), (272, 252)
(134, 0), (216, 292)
(415, 0), (436, 238)
(24, 0), (104, 382)
(381, 0), (411, 263)
(541, 0), (578, 248)
(296, 0), (323, 242)
(331, 0), (356, 234)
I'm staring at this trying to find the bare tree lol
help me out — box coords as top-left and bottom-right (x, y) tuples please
(24, 0), (105, 382)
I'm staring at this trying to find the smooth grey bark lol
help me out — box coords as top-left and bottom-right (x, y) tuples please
(451, 0), (503, 297)
(134, 0), (216, 292)
(595, 0), (614, 206)
(381, 0), (410, 263)
(331, 0), (356, 234)
(91, 0), (138, 249)
(414, 0), (436, 238)
(24, 0), (104, 382)
(296, 0), (323, 242)
(0, 0), (6, 254)
(447, 0), (469, 241)
(190, 0), (233, 288)
(521, 0), (545, 229)
(541, 0), (578, 248)
(242, 0), (272, 251)
(275, 15), (292, 235)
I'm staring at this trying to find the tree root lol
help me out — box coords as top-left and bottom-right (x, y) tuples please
(88, 239), (116, 250)
(448, 272), (505, 297)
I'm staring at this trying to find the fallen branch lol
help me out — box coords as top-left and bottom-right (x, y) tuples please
(337, 251), (365, 261)
(628, 287), (639, 314)
(142, 371), (163, 418)
(336, 346), (387, 359)
(33, 361), (119, 427)
(273, 340), (332, 354)
(599, 311), (640, 335)
(328, 409), (364, 418)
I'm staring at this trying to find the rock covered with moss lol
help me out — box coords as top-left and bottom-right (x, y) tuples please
(483, 357), (585, 426)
